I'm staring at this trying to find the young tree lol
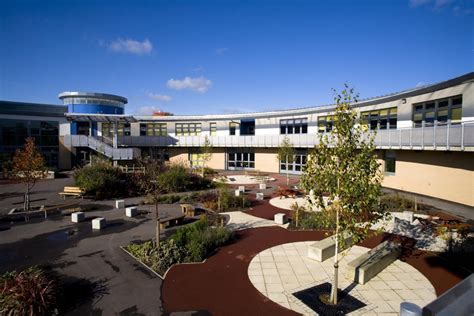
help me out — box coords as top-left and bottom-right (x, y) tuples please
(12, 137), (47, 211)
(137, 160), (164, 249)
(300, 85), (386, 305)
(277, 136), (296, 186)
(200, 135), (213, 177)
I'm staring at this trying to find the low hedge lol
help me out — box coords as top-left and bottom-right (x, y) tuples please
(125, 216), (233, 275)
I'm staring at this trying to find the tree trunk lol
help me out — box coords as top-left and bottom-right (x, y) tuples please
(286, 155), (290, 186)
(24, 184), (31, 211)
(330, 206), (340, 305)
(155, 201), (160, 249)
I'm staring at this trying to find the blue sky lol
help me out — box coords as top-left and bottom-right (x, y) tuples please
(0, 0), (472, 115)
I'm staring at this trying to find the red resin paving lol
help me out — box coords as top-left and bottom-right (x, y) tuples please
(162, 226), (470, 315)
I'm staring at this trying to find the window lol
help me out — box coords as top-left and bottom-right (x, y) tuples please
(117, 123), (131, 136)
(189, 152), (205, 168)
(101, 123), (114, 138)
(385, 151), (396, 174)
(227, 149), (255, 169)
(280, 118), (308, 134)
(361, 107), (397, 130)
(229, 122), (238, 136)
(412, 95), (462, 127)
(280, 150), (307, 174)
(139, 123), (167, 136)
(210, 122), (217, 136)
(175, 123), (201, 136)
(318, 115), (334, 133)
(240, 119), (255, 135)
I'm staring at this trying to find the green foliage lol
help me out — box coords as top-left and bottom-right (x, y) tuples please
(379, 194), (428, 213)
(217, 188), (251, 212)
(172, 216), (233, 262)
(301, 84), (387, 249)
(277, 136), (296, 163)
(73, 161), (124, 199)
(126, 216), (233, 275)
(0, 266), (58, 316)
(157, 163), (190, 193)
(296, 211), (337, 230)
(200, 136), (214, 176)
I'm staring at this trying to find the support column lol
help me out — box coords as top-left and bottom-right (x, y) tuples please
(113, 122), (118, 149)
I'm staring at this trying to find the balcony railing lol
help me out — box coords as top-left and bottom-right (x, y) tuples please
(116, 123), (473, 151)
(64, 135), (140, 160)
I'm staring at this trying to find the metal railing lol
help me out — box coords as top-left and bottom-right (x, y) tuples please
(64, 135), (140, 160)
(66, 123), (473, 156)
(116, 122), (473, 151)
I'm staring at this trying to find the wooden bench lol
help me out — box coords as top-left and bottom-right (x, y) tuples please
(180, 204), (196, 217)
(277, 187), (301, 199)
(346, 240), (401, 285)
(59, 186), (85, 199)
(307, 233), (352, 262)
(159, 214), (185, 230)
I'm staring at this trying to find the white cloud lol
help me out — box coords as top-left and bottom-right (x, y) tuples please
(136, 106), (162, 115)
(409, 0), (431, 7)
(434, 0), (452, 9)
(216, 47), (229, 55)
(148, 93), (171, 102)
(191, 66), (205, 72)
(107, 38), (153, 55)
(166, 76), (212, 93)
(416, 81), (429, 87)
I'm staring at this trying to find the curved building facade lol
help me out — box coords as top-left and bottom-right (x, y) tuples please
(60, 72), (474, 208)
(59, 92), (127, 137)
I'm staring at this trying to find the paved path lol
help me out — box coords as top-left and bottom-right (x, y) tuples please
(249, 242), (436, 315)
(0, 202), (186, 315)
(223, 211), (288, 231)
(162, 227), (469, 315)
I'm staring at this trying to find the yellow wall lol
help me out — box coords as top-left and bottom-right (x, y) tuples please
(255, 148), (280, 173)
(379, 151), (474, 207)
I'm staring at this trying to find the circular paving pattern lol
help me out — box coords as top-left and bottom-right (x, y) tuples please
(213, 174), (276, 185)
(248, 242), (436, 315)
(269, 196), (312, 210)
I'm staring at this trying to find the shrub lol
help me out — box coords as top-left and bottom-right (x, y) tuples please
(291, 210), (337, 230)
(218, 188), (251, 212)
(172, 216), (233, 262)
(157, 163), (190, 193)
(0, 266), (58, 316)
(74, 161), (124, 199)
(126, 216), (233, 275)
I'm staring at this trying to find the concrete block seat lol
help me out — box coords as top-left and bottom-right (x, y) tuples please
(235, 190), (241, 197)
(71, 212), (85, 223)
(256, 192), (264, 201)
(346, 240), (402, 284)
(115, 199), (125, 209)
(92, 217), (106, 230)
(238, 186), (245, 193)
(307, 233), (352, 262)
(125, 206), (138, 217)
(274, 213), (287, 225)
(259, 183), (267, 190)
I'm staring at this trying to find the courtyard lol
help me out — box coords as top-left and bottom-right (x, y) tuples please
(0, 170), (472, 315)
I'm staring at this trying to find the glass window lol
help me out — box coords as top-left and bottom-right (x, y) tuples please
(229, 122), (237, 135)
(227, 149), (255, 170)
(176, 123), (201, 136)
(385, 151), (396, 174)
(360, 107), (397, 131)
(280, 118), (308, 134)
(412, 95), (462, 127)
(210, 122), (217, 136)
